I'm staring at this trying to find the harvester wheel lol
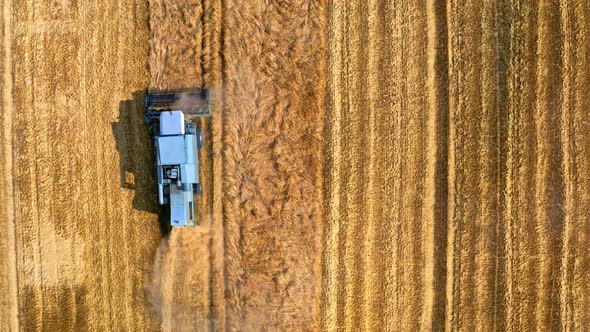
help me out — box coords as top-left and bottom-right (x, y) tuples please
(196, 129), (204, 149)
(194, 183), (203, 195)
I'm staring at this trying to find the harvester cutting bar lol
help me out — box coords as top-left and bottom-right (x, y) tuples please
(145, 88), (210, 117)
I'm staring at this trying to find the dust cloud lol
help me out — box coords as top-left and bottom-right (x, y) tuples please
(147, 223), (214, 331)
(170, 91), (208, 112)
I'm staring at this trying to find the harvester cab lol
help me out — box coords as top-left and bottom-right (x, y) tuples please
(145, 89), (210, 228)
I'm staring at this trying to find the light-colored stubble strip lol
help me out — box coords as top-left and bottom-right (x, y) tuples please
(1, 0), (19, 328)
(559, 1), (590, 331)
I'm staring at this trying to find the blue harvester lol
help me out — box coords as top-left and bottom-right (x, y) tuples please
(145, 89), (210, 227)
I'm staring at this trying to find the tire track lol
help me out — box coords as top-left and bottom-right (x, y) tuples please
(446, 0), (509, 330)
(492, 3), (510, 330)
(402, 1), (429, 329)
(558, 3), (578, 329)
(564, 4), (590, 329)
(557, 0), (590, 330)
(202, 0), (225, 326)
(476, 2), (508, 329)
(533, 1), (564, 329)
(504, 1), (540, 329)
(424, 0), (449, 329)
(445, 0), (465, 329)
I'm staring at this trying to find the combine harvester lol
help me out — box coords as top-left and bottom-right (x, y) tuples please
(145, 89), (210, 228)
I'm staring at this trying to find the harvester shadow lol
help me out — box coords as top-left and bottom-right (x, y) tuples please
(112, 91), (171, 236)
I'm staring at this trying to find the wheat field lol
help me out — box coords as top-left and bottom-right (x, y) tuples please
(1, 0), (588, 330)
